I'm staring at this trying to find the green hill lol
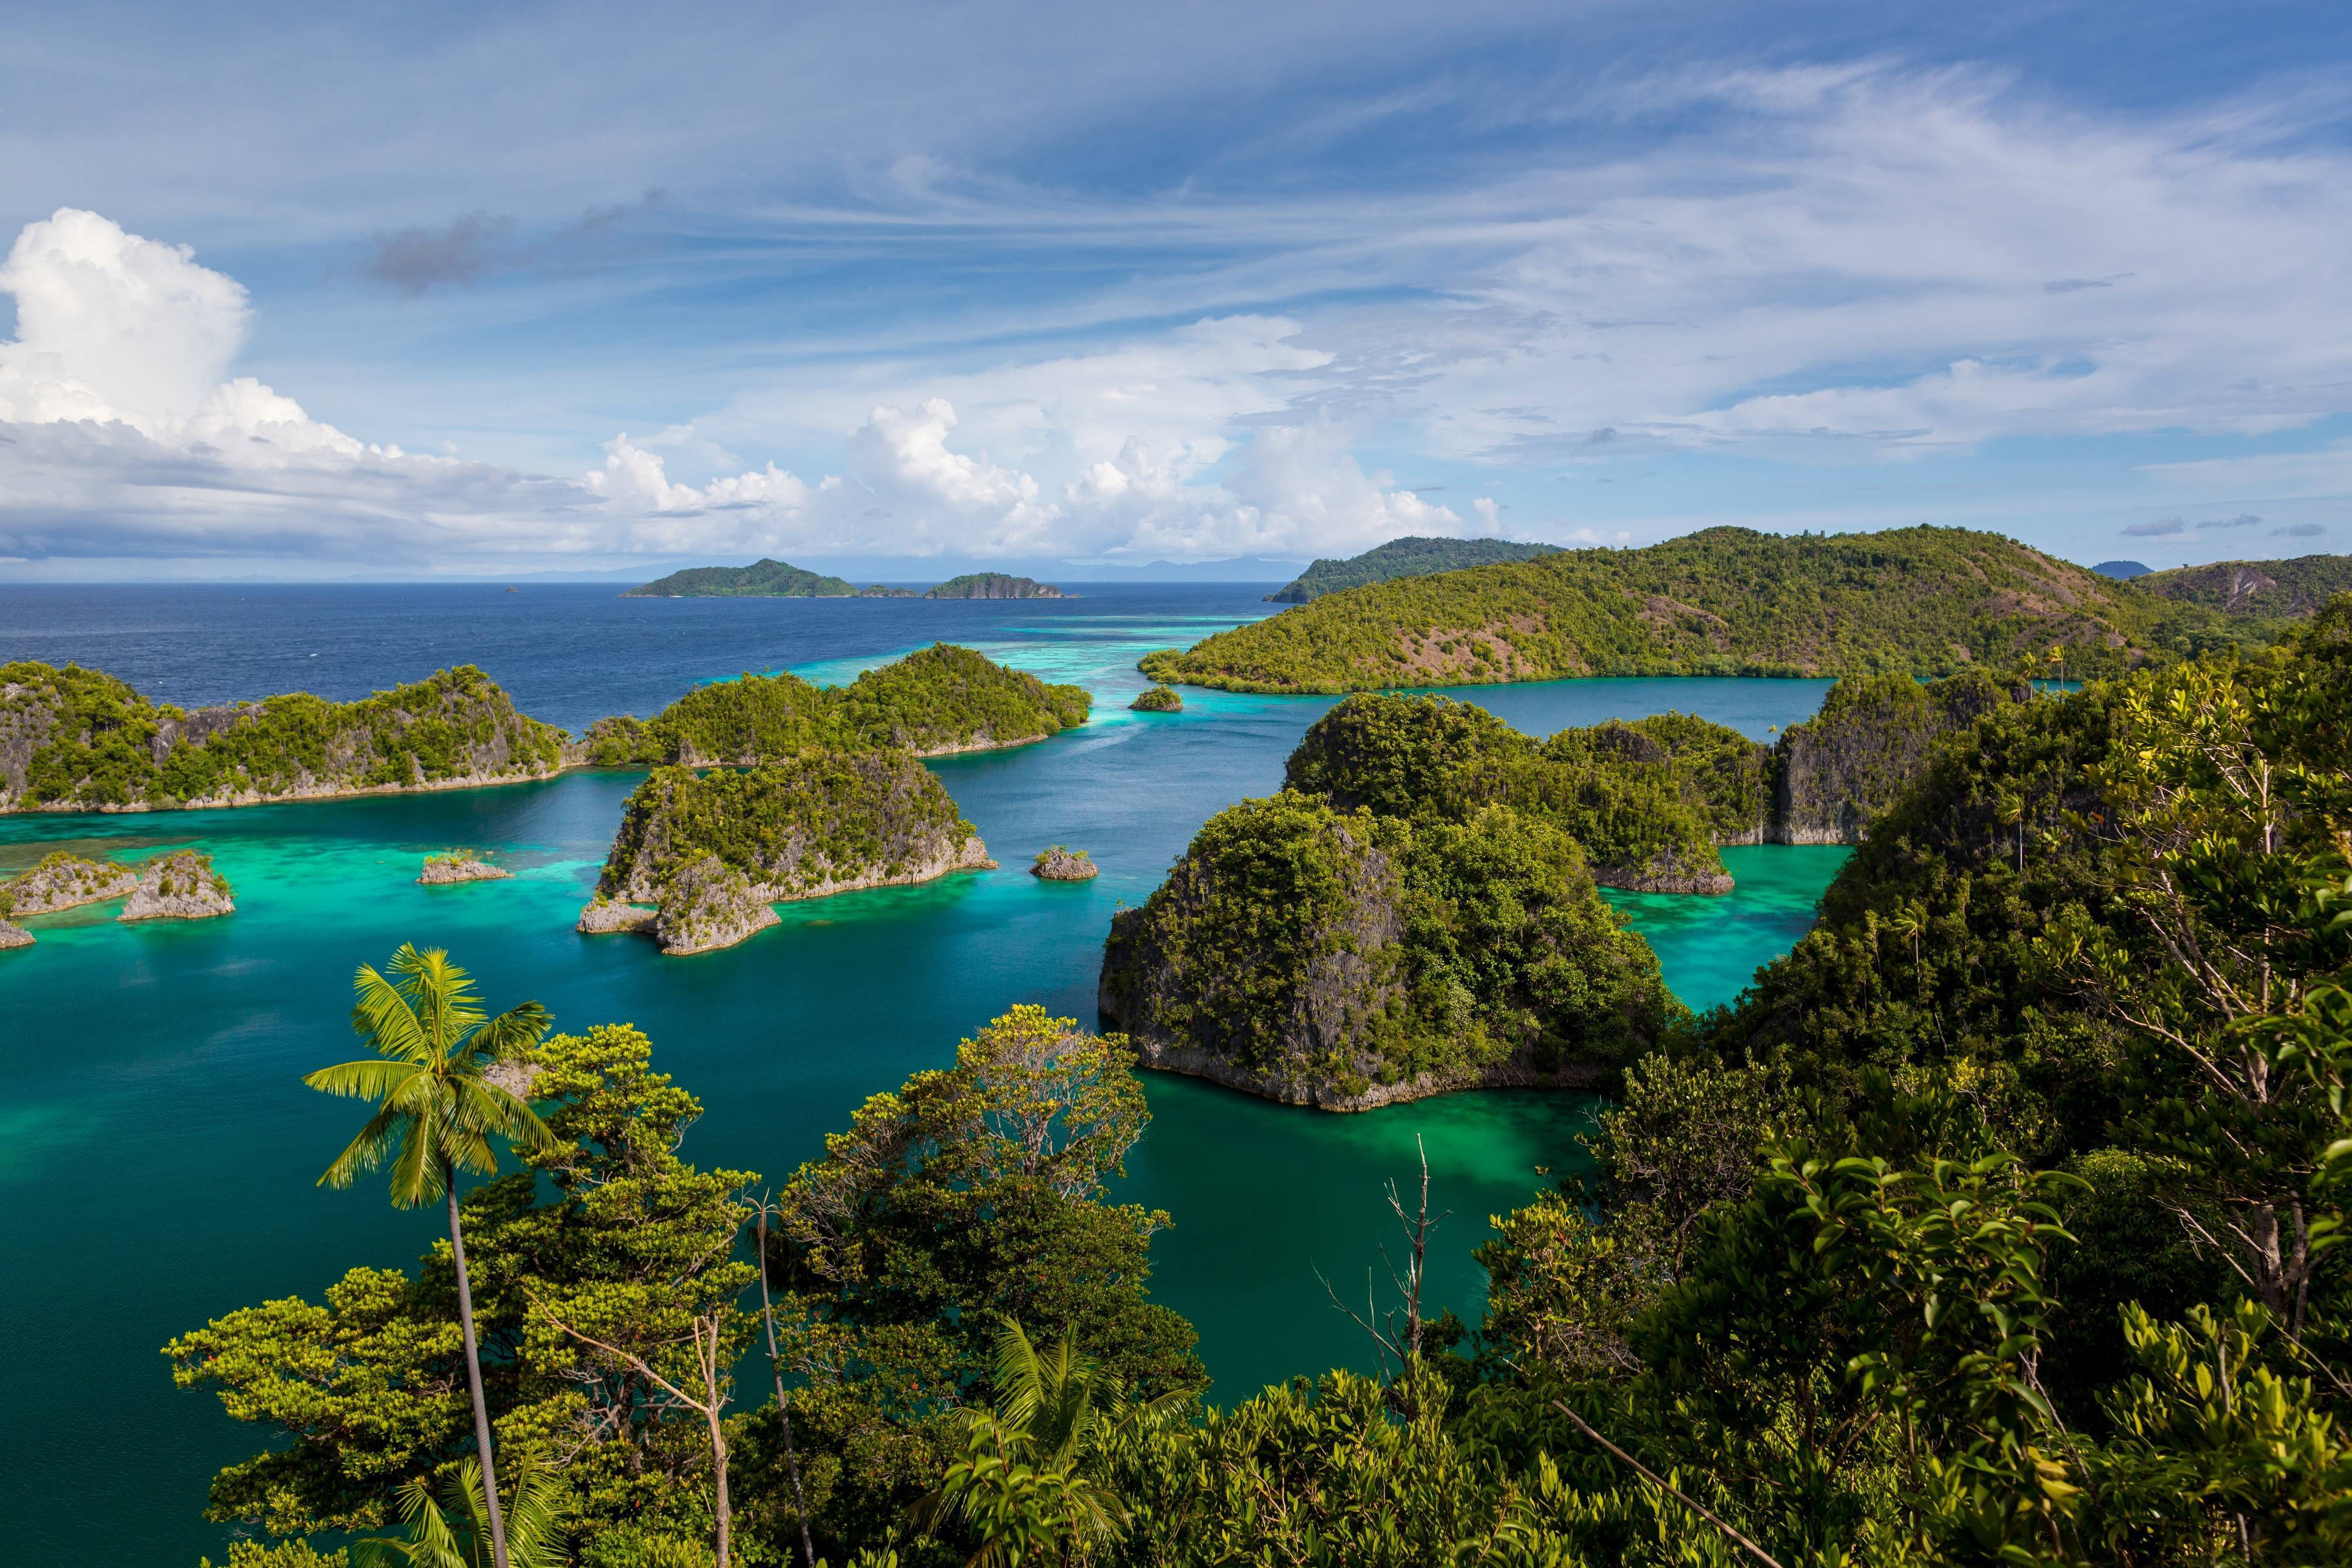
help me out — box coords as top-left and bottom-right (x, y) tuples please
(2134, 553), (2352, 619)
(1266, 535), (1562, 602)
(623, 559), (857, 597)
(1142, 526), (2222, 694)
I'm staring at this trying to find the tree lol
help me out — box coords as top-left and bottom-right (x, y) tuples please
(912, 1319), (1178, 1566)
(306, 945), (556, 1568)
(355, 1456), (567, 1568)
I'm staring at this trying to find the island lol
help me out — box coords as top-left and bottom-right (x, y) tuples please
(1282, 679), (2027, 892)
(1130, 685), (1183, 712)
(2, 851), (142, 913)
(582, 754), (995, 954)
(858, 584), (917, 597)
(119, 850), (235, 921)
(623, 559), (857, 597)
(1138, 526), (2214, 694)
(0, 918), (26, 950)
(1100, 790), (1681, 1109)
(573, 644), (1091, 767)
(418, 849), (513, 884)
(1032, 846), (1098, 881)
(923, 573), (1065, 600)
(1266, 535), (1562, 603)
(1, 663), (565, 814)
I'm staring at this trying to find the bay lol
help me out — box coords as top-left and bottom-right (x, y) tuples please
(0, 584), (1846, 1563)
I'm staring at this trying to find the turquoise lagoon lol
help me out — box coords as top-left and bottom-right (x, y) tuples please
(0, 586), (1847, 1563)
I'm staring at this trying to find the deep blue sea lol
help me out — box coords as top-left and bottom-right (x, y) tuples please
(0, 583), (1847, 1564)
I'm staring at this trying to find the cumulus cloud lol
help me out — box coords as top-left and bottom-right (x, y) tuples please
(2272, 521), (2326, 538)
(2122, 518), (2192, 538)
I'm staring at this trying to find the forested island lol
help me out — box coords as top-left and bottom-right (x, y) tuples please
(1265, 534), (1561, 602)
(1141, 525), (2254, 693)
(623, 559), (1067, 599)
(626, 560), (860, 597)
(0, 662), (565, 813)
(165, 596), (2352, 1567)
(2136, 552), (2352, 621)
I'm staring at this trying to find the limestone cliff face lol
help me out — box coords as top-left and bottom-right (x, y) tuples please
(1769, 671), (2021, 845)
(576, 898), (659, 935)
(119, 850), (235, 921)
(0, 920), (29, 950)
(1595, 850), (1735, 896)
(1031, 847), (1099, 881)
(5, 853), (141, 914)
(1100, 816), (1416, 1109)
(584, 752), (994, 954)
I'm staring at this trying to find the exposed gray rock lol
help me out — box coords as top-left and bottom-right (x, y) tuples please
(0, 920), (31, 950)
(419, 852), (513, 884)
(1032, 847), (1099, 881)
(5, 852), (141, 914)
(119, 850), (235, 921)
(577, 897), (659, 934)
(654, 855), (782, 955)
(1594, 851), (1735, 896)
(1770, 670), (2021, 845)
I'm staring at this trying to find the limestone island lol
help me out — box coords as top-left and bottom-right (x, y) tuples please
(1265, 534), (1561, 603)
(1032, 846), (1098, 881)
(3, 851), (142, 913)
(572, 643), (1090, 767)
(1, 662), (563, 814)
(0, 919), (29, 950)
(119, 850), (235, 921)
(419, 849), (513, 885)
(1100, 791), (1682, 1110)
(581, 753), (995, 955)
(1130, 685), (1183, 712)
(924, 573), (1064, 600)
(859, 584), (917, 597)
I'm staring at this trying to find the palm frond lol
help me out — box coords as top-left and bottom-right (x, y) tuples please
(318, 1104), (406, 1191)
(352, 961), (433, 1062)
(467, 1000), (553, 1068)
(389, 1110), (446, 1208)
(305, 1058), (422, 1101)
(991, 1316), (1045, 1436)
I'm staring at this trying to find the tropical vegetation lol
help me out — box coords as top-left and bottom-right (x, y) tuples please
(173, 596), (2352, 1567)
(2136, 552), (2352, 621)
(923, 574), (1063, 600)
(1, 663), (564, 812)
(1265, 534), (1561, 603)
(577, 646), (1088, 767)
(1141, 525), (2252, 693)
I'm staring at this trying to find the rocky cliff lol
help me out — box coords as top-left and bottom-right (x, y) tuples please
(586, 753), (994, 954)
(1099, 793), (1678, 1109)
(1770, 670), (2022, 845)
(1032, 847), (1099, 881)
(419, 851), (513, 884)
(1, 663), (564, 814)
(119, 850), (235, 921)
(4, 851), (141, 914)
(0, 920), (29, 950)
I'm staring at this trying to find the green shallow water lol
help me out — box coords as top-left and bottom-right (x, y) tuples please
(0, 671), (1846, 1564)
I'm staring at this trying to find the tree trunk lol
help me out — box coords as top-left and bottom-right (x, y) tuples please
(447, 1182), (511, 1568)
(705, 1402), (731, 1568)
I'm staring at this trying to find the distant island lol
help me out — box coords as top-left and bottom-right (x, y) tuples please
(2134, 553), (2352, 620)
(624, 559), (858, 597)
(2093, 560), (2152, 579)
(623, 560), (1067, 599)
(1140, 526), (2249, 695)
(1266, 535), (1562, 603)
(924, 573), (1064, 599)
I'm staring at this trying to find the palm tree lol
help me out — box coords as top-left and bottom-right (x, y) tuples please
(913, 1320), (1181, 1567)
(355, 1455), (566, 1568)
(309, 944), (557, 1568)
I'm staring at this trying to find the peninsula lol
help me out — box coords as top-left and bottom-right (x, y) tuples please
(1140, 526), (2226, 694)
(1266, 535), (1561, 603)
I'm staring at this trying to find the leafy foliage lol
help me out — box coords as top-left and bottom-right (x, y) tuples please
(1, 662), (563, 812)
(1266, 534), (1562, 603)
(1142, 525), (2239, 693)
(2136, 554), (2352, 621)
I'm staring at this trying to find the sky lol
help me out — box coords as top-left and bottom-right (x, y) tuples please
(2, 0), (2349, 580)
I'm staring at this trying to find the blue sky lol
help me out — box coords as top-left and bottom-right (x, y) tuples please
(1, 0), (2347, 577)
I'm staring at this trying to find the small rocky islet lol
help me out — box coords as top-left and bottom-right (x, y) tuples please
(1031, 846), (1098, 881)
(1130, 684), (1183, 712)
(417, 850), (512, 884)
(1, 850), (237, 948)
